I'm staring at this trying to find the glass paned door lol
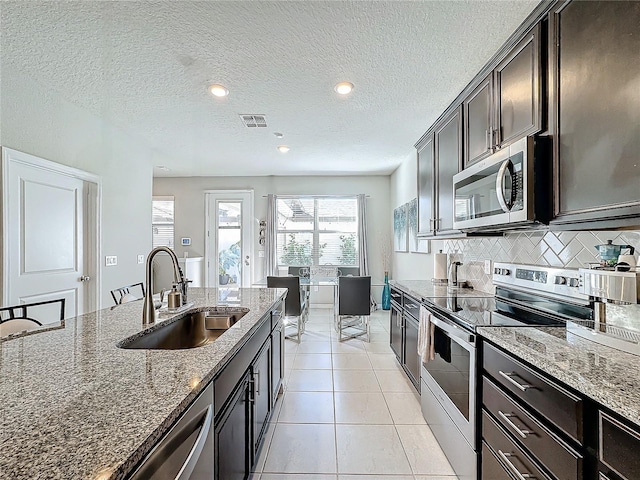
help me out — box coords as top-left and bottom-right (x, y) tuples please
(206, 191), (253, 291)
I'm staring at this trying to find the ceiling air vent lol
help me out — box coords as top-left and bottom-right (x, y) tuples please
(240, 114), (267, 128)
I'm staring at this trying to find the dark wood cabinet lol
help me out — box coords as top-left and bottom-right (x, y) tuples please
(389, 301), (402, 361)
(494, 24), (542, 148)
(550, 0), (640, 229)
(464, 75), (493, 166)
(388, 287), (420, 392)
(416, 107), (462, 237)
(599, 411), (640, 480)
(213, 302), (283, 480)
(417, 136), (435, 236)
(271, 312), (284, 406)
(403, 314), (420, 389)
(481, 340), (589, 480)
(252, 341), (271, 459)
(215, 372), (251, 480)
(463, 24), (542, 168)
(434, 106), (463, 234)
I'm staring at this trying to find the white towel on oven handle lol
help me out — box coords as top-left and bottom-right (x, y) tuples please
(418, 305), (433, 363)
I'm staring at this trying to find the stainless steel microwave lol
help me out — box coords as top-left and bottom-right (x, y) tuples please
(452, 136), (549, 231)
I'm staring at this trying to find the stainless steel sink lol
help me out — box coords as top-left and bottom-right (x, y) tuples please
(118, 309), (248, 350)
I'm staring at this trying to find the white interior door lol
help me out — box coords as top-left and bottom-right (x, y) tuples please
(206, 191), (254, 290)
(3, 148), (99, 321)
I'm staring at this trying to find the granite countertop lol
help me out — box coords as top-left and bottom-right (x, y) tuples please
(390, 279), (494, 301)
(478, 325), (640, 426)
(0, 287), (285, 480)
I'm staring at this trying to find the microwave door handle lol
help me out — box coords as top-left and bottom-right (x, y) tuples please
(496, 159), (514, 213)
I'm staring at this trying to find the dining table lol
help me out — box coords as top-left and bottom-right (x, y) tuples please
(253, 275), (385, 328)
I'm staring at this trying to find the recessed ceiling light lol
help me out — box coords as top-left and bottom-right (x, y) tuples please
(277, 145), (290, 153)
(274, 132), (284, 138)
(334, 81), (354, 95)
(209, 84), (229, 97)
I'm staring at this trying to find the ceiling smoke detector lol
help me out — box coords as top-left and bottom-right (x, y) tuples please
(240, 114), (267, 128)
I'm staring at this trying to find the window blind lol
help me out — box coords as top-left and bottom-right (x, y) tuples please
(276, 196), (359, 267)
(152, 197), (174, 248)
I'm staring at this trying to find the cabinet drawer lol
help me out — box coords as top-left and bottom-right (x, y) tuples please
(483, 376), (582, 480)
(483, 410), (553, 480)
(390, 288), (402, 307)
(481, 441), (515, 480)
(599, 411), (640, 480)
(403, 295), (420, 320)
(483, 342), (583, 443)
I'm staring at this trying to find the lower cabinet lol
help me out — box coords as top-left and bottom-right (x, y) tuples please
(389, 300), (403, 360)
(481, 340), (586, 480)
(215, 373), (251, 480)
(213, 300), (284, 480)
(388, 287), (420, 392)
(403, 314), (420, 389)
(252, 340), (271, 458)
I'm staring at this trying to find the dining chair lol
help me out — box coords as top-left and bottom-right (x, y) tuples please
(337, 266), (360, 277)
(0, 298), (66, 337)
(267, 276), (307, 342)
(287, 266), (310, 279)
(336, 276), (371, 342)
(111, 282), (146, 305)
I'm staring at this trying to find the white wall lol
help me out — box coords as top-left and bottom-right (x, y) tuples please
(389, 152), (444, 281)
(153, 175), (391, 303)
(0, 69), (154, 309)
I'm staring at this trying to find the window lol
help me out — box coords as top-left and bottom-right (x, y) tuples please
(152, 196), (174, 248)
(276, 196), (359, 267)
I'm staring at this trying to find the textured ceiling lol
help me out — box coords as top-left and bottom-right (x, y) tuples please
(1, 1), (540, 177)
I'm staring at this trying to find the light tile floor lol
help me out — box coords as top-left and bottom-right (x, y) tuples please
(251, 307), (458, 480)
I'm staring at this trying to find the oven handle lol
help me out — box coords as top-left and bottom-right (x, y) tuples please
(429, 314), (475, 345)
(496, 158), (514, 213)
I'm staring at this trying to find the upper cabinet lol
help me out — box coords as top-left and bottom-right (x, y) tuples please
(549, 0), (640, 229)
(417, 107), (462, 237)
(464, 24), (542, 168)
(417, 134), (434, 236)
(434, 107), (463, 235)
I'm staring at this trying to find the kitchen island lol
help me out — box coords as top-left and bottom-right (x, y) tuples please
(0, 287), (286, 480)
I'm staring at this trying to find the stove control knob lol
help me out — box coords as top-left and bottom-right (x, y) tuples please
(555, 276), (567, 285)
(494, 268), (500, 275)
(569, 278), (580, 287)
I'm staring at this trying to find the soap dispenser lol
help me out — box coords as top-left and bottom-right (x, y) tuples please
(167, 283), (182, 310)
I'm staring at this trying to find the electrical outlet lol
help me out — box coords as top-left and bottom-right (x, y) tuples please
(484, 259), (492, 275)
(105, 255), (118, 266)
(137, 254), (144, 264)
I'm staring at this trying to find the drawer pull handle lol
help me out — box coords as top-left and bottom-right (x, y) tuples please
(498, 411), (534, 439)
(497, 450), (537, 480)
(499, 371), (534, 392)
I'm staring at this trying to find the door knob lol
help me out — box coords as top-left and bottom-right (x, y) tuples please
(79, 275), (91, 282)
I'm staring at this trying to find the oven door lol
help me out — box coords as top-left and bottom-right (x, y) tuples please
(420, 311), (476, 448)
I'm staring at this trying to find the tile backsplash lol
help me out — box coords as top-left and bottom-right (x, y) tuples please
(444, 230), (640, 293)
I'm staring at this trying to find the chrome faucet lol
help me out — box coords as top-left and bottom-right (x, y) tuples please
(142, 247), (186, 325)
(448, 261), (463, 287)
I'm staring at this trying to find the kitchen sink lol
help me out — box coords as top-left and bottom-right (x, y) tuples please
(118, 308), (248, 350)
